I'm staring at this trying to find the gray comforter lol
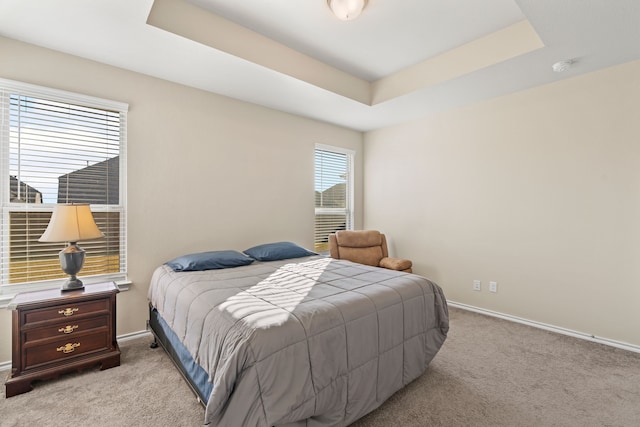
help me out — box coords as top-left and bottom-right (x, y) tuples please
(148, 255), (449, 426)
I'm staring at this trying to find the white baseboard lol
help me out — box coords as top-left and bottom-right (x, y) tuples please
(0, 329), (153, 373)
(448, 300), (640, 354)
(117, 329), (152, 343)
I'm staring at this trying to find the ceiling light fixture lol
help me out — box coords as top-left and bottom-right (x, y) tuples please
(552, 60), (574, 73)
(328, 0), (368, 21)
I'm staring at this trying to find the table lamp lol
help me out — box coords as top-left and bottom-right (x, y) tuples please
(39, 204), (104, 291)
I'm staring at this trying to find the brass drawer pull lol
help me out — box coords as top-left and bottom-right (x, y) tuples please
(56, 343), (80, 354)
(58, 308), (79, 317)
(58, 325), (79, 334)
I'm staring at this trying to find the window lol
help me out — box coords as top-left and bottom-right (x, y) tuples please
(0, 79), (127, 293)
(314, 145), (354, 252)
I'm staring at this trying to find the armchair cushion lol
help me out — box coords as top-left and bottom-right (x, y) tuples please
(333, 230), (384, 267)
(379, 257), (412, 272)
(338, 246), (384, 267)
(334, 230), (383, 248)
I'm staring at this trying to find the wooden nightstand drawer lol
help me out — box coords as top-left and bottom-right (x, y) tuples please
(5, 282), (120, 398)
(24, 329), (110, 371)
(23, 298), (110, 325)
(24, 315), (109, 343)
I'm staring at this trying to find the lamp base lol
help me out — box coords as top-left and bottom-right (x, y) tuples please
(59, 243), (86, 292)
(61, 277), (84, 292)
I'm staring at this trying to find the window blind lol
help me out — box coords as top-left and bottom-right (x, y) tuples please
(314, 147), (353, 252)
(0, 80), (127, 287)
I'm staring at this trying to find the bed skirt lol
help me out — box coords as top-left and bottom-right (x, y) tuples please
(148, 305), (213, 405)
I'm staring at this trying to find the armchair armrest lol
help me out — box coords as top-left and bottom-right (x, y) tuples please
(379, 257), (412, 273)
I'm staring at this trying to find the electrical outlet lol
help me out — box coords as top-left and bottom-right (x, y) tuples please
(489, 281), (498, 293)
(473, 280), (481, 291)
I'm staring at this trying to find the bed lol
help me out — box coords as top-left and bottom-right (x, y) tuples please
(147, 245), (449, 426)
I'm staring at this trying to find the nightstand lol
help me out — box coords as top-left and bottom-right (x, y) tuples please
(4, 282), (120, 397)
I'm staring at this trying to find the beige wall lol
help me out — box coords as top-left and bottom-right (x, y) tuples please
(364, 60), (640, 347)
(1, 34), (638, 365)
(0, 37), (363, 363)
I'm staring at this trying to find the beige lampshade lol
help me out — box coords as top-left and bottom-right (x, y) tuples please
(39, 204), (104, 243)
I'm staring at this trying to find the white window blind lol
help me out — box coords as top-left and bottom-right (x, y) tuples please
(314, 145), (353, 252)
(0, 79), (127, 289)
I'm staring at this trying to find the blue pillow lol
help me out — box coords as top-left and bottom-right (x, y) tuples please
(166, 250), (253, 272)
(243, 242), (317, 262)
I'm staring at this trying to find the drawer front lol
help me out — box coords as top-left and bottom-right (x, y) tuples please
(23, 330), (110, 371)
(23, 298), (109, 325)
(24, 315), (109, 343)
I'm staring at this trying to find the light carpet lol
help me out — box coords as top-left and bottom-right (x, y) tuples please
(2, 307), (639, 426)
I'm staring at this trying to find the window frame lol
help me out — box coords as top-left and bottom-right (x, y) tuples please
(0, 78), (129, 304)
(314, 143), (355, 252)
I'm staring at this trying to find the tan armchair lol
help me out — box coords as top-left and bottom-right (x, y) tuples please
(328, 230), (412, 273)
